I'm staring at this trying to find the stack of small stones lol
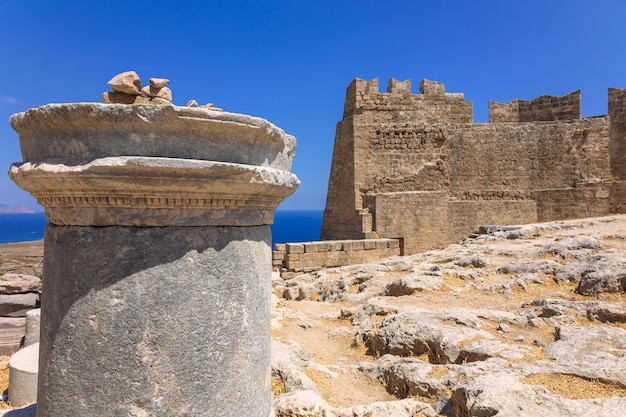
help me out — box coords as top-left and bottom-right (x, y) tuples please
(0, 273), (41, 355)
(102, 70), (223, 110)
(102, 71), (172, 105)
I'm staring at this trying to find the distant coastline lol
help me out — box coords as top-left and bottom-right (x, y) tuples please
(0, 204), (38, 214)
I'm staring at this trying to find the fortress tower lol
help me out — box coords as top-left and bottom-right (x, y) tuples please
(321, 78), (626, 254)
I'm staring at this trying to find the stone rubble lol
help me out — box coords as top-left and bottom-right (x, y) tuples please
(271, 215), (626, 417)
(0, 274), (40, 355)
(101, 70), (223, 110)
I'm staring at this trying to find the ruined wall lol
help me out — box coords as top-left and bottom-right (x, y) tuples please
(489, 90), (581, 122)
(273, 238), (401, 277)
(321, 78), (626, 254)
(609, 88), (626, 180)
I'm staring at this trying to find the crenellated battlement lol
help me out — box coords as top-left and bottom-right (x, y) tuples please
(343, 77), (473, 124)
(489, 90), (581, 122)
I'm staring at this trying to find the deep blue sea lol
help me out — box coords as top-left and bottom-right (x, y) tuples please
(0, 210), (323, 246)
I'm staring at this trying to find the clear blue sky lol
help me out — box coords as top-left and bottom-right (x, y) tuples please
(1, 0), (625, 211)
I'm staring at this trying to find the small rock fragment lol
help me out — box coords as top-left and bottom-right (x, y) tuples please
(149, 77), (170, 89)
(107, 71), (142, 95)
(496, 323), (510, 333)
(102, 92), (151, 105)
(0, 274), (41, 294)
(150, 97), (174, 106)
(187, 100), (199, 107)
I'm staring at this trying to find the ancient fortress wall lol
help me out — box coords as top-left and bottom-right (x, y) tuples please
(321, 78), (626, 255)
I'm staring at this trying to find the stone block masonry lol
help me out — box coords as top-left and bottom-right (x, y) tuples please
(321, 77), (626, 254)
(274, 238), (400, 277)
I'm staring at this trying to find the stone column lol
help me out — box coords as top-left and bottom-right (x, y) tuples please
(8, 103), (299, 416)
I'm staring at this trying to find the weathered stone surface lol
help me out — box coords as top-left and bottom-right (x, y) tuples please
(271, 340), (318, 393)
(451, 372), (626, 417)
(360, 309), (494, 364)
(321, 77), (626, 254)
(23, 308), (40, 347)
(149, 77), (170, 89)
(274, 390), (331, 416)
(576, 269), (626, 295)
(273, 389), (438, 417)
(11, 156), (299, 227)
(269, 216), (626, 415)
(10, 103), (297, 170)
(0, 317), (26, 355)
(141, 85), (172, 101)
(0, 293), (38, 316)
(0, 274), (41, 294)
(39, 225), (273, 417)
(107, 71), (142, 95)
(544, 325), (626, 384)
(9, 103), (300, 227)
(9, 342), (38, 407)
(383, 274), (442, 296)
(102, 91), (152, 104)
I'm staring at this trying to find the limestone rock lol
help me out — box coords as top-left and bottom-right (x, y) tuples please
(149, 77), (170, 89)
(576, 269), (626, 295)
(0, 293), (39, 317)
(451, 372), (626, 417)
(0, 274), (41, 294)
(8, 342), (39, 407)
(273, 390), (333, 417)
(459, 339), (531, 362)
(587, 304), (626, 323)
(544, 325), (626, 384)
(273, 389), (438, 417)
(496, 259), (560, 275)
(383, 274), (442, 296)
(107, 71), (142, 95)
(334, 399), (437, 417)
(360, 310), (494, 364)
(0, 317), (26, 355)
(102, 92), (151, 105)
(24, 308), (40, 347)
(271, 340), (318, 393)
(142, 85), (173, 102)
(150, 97), (174, 106)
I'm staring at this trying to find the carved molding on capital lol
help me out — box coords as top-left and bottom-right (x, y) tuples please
(9, 157), (299, 226)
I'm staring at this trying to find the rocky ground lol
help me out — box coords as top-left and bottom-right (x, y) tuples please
(1, 216), (625, 416)
(271, 215), (626, 416)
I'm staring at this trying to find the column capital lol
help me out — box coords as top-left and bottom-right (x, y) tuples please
(9, 103), (299, 226)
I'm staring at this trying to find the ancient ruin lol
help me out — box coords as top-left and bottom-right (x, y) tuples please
(7, 75), (299, 416)
(321, 78), (626, 255)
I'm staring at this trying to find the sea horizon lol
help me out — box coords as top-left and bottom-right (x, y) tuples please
(0, 210), (324, 246)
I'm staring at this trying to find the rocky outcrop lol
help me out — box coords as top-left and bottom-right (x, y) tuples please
(271, 215), (626, 416)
